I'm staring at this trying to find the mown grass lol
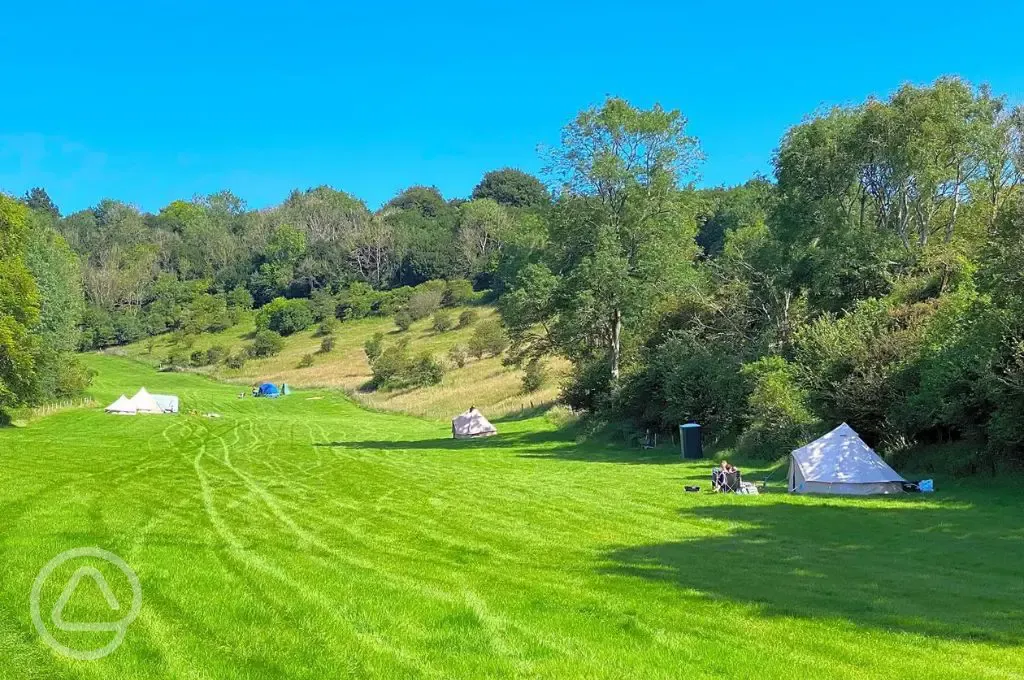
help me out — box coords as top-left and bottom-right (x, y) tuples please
(114, 306), (566, 420)
(0, 354), (1021, 678)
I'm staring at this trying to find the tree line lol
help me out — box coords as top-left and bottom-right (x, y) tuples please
(2, 76), (1023, 471)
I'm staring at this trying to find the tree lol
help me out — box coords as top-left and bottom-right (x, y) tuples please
(23, 187), (60, 219)
(471, 169), (550, 209)
(540, 97), (703, 381)
(0, 196), (42, 418)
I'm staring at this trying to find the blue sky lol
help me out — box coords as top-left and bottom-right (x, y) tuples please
(2, 0), (1021, 214)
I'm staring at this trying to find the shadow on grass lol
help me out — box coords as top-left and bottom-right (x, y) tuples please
(602, 500), (1024, 644)
(314, 430), (687, 465)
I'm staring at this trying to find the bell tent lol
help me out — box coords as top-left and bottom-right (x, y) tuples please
(789, 423), (905, 495)
(152, 394), (180, 413)
(130, 387), (163, 414)
(105, 395), (137, 415)
(452, 407), (497, 439)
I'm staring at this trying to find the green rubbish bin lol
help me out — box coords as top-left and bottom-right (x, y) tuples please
(680, 423), (702, 459)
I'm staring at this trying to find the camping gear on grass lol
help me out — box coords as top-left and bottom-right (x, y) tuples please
(130, 387), (163, 414)
(452, 407), (497, 439)
(680, 423), (703, 459)
(684, 486), (700, 493)
(738, 482), (760, 495)
(257, 383), (281, 398)
(919, 479), (934, 492)
(152, 394), (179, 413)
(712, 466), (742, 492)
(788, 423), (906, 495)
(104, 395), (137, 415)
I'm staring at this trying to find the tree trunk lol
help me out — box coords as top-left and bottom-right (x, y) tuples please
(610, 307), (622, 382)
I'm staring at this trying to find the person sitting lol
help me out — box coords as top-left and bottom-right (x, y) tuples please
(716, 460), (742, 492)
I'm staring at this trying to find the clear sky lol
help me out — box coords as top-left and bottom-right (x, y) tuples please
(2, 0), (1021, 214)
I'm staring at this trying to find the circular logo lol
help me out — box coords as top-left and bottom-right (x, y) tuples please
(30, 547), (142, 660)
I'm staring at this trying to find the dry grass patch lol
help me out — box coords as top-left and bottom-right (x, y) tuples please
(115, 306), (567, 420)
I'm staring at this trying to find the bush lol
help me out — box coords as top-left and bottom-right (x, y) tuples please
(255, 297), (314, 336)
(443, 279), (474, 307)
(249, 329), (285, 357)
(320, 336), (336, 353)
(406, 288), (443, 320)
(522, 358), (547, 393)
(468, 319), (508, 358)
(409, 352), (445, 386)
(205, 345), (228, 365)
(364, 332), (384, 363)
(298, 353), (315, 368)
(457, 309), (478, 328)
(432, 310), (454, 333)
(339, 282), (378, 320)
(190, 350), (208, 367)
(394, 309), (414, 332)
(225, 352), (248, 370)
(448, 344), (469, 368)
(736, 356), (819, 459)
(310, 288), (337, 322)
(369, 340), (411, 389)
(315, 317), (337, 337)
(163, 346), (190, 370)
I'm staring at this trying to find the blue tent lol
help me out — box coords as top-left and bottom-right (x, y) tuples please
(257, 382), (280, 398)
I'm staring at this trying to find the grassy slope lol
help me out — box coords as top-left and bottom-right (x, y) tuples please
(0, 354), (1021, 678)
(112, 306), (566, 421)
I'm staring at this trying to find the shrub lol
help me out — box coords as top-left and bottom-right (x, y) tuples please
(163, 346), (190, 370)
(468, 319), (508, 358)
(432, 310), (454, 333)
(298, 353), (315, 368)
(320, 336), (336, 353)
(249, 329), (285, 357)
(522, 358), (547, 393)
(448, 344), (469, 368)
(394, 309), (414, 332)
(406, 288), (443, 320)
(457, 309), (478, 328)
(225, 352), (248, 370)
(443, 279), (474, 307)
(339, 282), (377, 320)
(190, 350), (208, 367)
(205, 345), (228, 365)
(310, 288), (337, 322)
(370, 340), (411, 389)
(364, 332), (384, 363)
(409, 352), (445, 386)
(255, 297), (314, 336)
(737, 356), (819, 459)
(315, 317), (337, 337)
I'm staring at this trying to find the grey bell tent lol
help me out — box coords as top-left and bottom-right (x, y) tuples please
(789, 423), (905, 495)
(452, 407), (497, 439)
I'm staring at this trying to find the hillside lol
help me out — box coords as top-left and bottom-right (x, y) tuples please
(111, 305), (567, 421)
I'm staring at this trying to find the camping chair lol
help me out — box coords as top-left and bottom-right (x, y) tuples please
(712, 467), (742, 493)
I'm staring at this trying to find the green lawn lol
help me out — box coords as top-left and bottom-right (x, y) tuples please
(0, 355), (1022, 678)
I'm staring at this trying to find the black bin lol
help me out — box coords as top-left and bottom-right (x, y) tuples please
(680, 423), (703, 459)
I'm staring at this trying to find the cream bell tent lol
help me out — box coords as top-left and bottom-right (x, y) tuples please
(452, 408), (497, 439)
(789, 423), (906, 495)
(152, 394), (179, 413)
(105, 395), (137, 415)
(130, 387), (163, 414)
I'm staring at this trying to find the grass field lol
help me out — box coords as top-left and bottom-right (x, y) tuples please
(0, 355), (1022, 678)
(112, 306), (567, 421)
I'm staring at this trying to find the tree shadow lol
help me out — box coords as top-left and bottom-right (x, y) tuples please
(314, 430), (692, 465)
(601, 500), (1024, 644)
